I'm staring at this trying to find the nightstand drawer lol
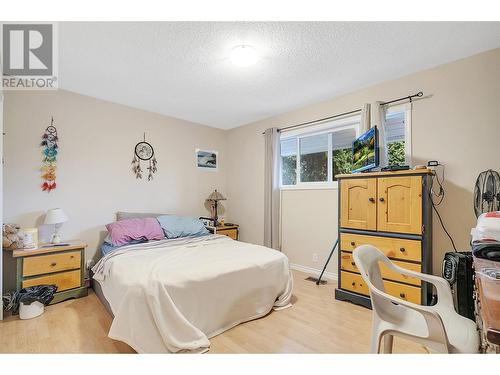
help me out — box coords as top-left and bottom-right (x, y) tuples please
(22, 269), (81, 292)
(22, 251), (81, 277)
(218, 228), (238, 240)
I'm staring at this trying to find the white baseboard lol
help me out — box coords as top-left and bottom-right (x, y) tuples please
(290, 263), (338, 281)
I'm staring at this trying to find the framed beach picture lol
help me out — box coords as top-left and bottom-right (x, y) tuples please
(196, 149), (218, 170)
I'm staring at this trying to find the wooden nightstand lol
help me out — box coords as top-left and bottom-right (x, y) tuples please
(11, 241), (88, 304)
(211, 224), (239, 240)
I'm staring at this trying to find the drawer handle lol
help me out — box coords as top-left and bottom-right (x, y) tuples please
(379, 197), (385, 202)
(368, 197), (375, 203)
(351, 282), (356, 287)
(399, 292), (406, 299)
(399, 247), (406, 253)
(350, 241), (356, 246)
(350, 261), (356, 266)
(50, 262), (57, 267)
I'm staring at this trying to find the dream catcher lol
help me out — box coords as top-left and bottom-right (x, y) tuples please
(132, 133), (158, 181)
(40, 118), (58, 192)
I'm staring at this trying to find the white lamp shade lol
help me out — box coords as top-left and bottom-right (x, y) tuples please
(44, 208), (69, 225)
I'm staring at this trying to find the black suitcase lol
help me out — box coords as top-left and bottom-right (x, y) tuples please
(442, 251), (475, 321)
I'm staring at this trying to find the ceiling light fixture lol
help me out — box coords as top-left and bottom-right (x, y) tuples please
(230, 45), (258, 67)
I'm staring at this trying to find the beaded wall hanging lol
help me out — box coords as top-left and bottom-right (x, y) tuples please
(132, 133), (158, 181)
(40, 118), (58, 192)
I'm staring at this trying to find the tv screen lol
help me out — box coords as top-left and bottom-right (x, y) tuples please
(352, 126), (378, 173)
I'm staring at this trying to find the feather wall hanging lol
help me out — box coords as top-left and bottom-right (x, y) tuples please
(132, 133), (157, 181)
(40, 117), (58, 192)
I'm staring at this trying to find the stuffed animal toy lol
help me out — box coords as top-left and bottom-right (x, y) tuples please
(2, 224), (24, 250)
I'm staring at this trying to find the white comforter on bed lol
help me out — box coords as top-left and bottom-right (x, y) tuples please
(92, 235), (293, 353)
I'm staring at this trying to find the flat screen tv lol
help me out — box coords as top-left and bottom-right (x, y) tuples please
(352, 126), (379, 173)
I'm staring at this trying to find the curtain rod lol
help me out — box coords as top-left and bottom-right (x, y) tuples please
(261, 91), (423, 135)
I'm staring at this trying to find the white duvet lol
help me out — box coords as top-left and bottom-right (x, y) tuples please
(92, 235), (293, 353)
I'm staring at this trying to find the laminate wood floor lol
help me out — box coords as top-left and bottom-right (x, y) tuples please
(0, 270), (425, 354)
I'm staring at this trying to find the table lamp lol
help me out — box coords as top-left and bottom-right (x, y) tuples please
(44, 208), (69, 244)
(206, 190), (226, 226)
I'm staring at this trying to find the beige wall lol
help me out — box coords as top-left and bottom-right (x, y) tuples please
(226, 48), (500, 276)
(281, 189), (338, 275)
(3, 90), (227, 290)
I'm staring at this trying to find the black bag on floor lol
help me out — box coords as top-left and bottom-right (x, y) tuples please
(13, 284), (58, 313)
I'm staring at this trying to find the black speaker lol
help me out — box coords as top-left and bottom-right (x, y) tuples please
(442, 251), (475, 321)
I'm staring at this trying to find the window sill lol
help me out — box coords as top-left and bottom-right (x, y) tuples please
(280, 182), (339, 191)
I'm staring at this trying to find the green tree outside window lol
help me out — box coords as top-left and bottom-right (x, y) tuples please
(332, 148), (353, 179)
(387, 141), (405, 166)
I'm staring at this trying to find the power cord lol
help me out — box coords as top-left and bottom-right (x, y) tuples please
(427, 162), (457, 252)
(431, 199), (457, 252)
(429, 163), (445, 206)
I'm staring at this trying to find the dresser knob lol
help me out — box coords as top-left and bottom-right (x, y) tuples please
(50, 262), (57, 267)
(379, 197), (385, 202)
(399, 247), (406, 253)
(350, 241), (356, 246)
(368, 197), (375, 203)
(351, 261), (356, 266)
(351, 282), (356, 287)
(400, 292), (406, 299)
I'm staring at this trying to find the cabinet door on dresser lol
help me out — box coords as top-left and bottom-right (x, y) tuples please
(340, 178), (377, 231)
(377, 176), (423, 234)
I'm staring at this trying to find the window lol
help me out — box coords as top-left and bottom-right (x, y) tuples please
(280, 138), (297, 185)
(280, 116), (359, 187)
(279, 107), (411, 188)
(299, 133), (328, 182)
(385, 107), (410, 166)
(332, 127), (356, 178)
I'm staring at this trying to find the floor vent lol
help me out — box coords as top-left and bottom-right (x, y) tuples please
(305, 276), (327, 285)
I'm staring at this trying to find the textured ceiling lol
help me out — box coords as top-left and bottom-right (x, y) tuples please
(59, 22), (500, 129)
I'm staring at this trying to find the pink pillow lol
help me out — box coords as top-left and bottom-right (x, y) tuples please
(106, 218), (165, 246)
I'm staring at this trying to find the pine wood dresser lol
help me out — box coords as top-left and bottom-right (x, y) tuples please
(12, 241), (88, 304)
(335, 169), (434, 308)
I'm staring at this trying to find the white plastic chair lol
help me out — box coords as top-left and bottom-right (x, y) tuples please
(353, 245), (480, 354)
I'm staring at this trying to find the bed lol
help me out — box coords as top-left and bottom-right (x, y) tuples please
(92, 234), (293, 353)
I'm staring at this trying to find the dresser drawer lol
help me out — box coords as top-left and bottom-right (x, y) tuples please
(340, 251), (421, 286)
(340, 271), (421, 304)
(340, 271), (369, 296)
(379, 261), (422, 287)
(218, 228), (238, 240)
(23, 251), (81, 277)
(340, 233), (421, 262)
(383, 280), (421, 304)
(22, 269), (81, 292)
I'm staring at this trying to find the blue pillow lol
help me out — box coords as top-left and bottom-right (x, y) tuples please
(157, 215), (209, 239)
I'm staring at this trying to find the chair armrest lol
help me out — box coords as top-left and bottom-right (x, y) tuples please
(369, 287), (450, 344)
(380, 258), (454, 307)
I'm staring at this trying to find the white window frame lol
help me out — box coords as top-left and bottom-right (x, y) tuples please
(385, 103), (412, 165)
(280, 115), (360, 190)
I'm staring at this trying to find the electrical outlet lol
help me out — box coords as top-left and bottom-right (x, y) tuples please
(312, 253), (319, 263)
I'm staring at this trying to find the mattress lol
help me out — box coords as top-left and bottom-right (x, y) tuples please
(91, 235), (293, 353)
